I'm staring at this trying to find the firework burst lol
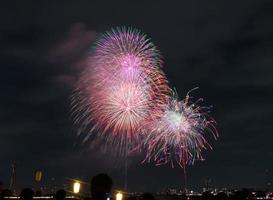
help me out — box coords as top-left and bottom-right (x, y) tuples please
(142, 89), (218, 168)
(71, 27), (170, 156)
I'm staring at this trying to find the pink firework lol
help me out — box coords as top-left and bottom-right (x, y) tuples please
(142, 89), (218, 168)
(71, 27), (169, 155)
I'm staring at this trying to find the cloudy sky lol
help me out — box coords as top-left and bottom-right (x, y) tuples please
(0, 0), (273, 192)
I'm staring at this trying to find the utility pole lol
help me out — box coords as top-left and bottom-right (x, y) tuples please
(9, 162), (16, 191)
(265, 169), (271, 191)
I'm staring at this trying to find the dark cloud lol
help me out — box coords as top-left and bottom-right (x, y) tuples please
(0, 0), (273, 192)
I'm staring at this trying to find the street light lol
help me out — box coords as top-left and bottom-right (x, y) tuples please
(73, 181), (81, 194)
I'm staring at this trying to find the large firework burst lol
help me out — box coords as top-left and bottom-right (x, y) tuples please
(71, 27), (170, 156)
(142, 89), (218, 168)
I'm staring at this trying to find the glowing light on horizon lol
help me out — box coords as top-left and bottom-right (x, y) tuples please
(73, 181), (81, 194)
(116, 192), (123, 200)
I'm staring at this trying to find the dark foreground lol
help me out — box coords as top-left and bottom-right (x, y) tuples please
(2, 193), (273, 200)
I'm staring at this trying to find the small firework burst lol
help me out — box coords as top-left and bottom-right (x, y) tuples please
(142, 89), (218, 168)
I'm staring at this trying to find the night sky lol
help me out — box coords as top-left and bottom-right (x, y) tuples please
(1, 0), (273, 193)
